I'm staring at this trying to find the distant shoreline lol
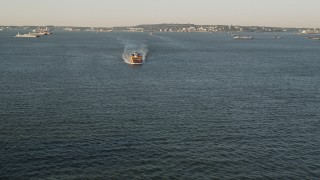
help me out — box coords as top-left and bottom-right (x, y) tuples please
(1, 23), (319, 33)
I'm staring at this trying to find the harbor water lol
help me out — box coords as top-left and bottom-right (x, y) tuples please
(0, 31), (320, 179)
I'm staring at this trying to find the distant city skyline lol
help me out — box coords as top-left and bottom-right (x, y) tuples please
(1, 0), (320, 28)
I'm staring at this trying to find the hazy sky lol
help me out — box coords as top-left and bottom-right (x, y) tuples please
(1, 0), (319, 28)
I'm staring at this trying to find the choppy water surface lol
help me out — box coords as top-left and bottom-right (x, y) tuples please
(0, 31), (320, 179)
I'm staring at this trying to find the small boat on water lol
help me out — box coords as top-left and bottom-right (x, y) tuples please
(233, 35), (253, 40)
(130, 52), (143, 64)
(15, 32), (40, 38)
(305, 36), (320, 40)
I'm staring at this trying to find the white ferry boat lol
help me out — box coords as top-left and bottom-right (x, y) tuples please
(15, 32), (40, 38)
(233, 35), (253, 40)
(129, 52), (143, 64)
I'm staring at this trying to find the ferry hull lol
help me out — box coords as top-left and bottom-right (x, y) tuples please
(129, 62), (143, 65)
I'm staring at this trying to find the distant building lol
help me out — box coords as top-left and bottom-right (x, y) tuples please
(128, 28), (143, 32)
(197, 27), (207, 32)
(188, 27), (196, 32)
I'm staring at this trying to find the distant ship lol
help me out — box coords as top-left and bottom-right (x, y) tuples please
(233, 35), (253, 40)
(305, 36), (320, 40)
(33, 27), (52, 35)
(129, 52), (143, 64)
(301, 30), (320, 34)
(15, 32), (40, 38)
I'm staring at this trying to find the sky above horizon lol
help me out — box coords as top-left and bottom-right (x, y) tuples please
(1, 0), (320, 28)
